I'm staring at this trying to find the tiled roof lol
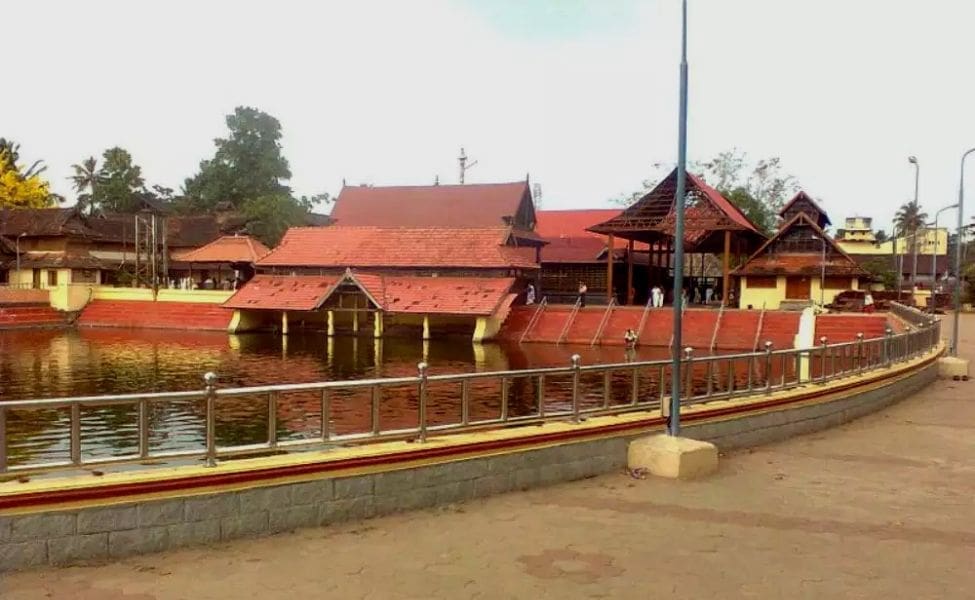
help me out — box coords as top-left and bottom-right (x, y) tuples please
(686, 172), (764, 234)
(352, 273), (515, 315)
(223, 274), (340, 311)
(734, 213), (868, 277)
(177, 235), (270, 264)
(226, 272), (515, 316)
(330, 181), (532, 228)
(536, 209), (649, 263)
(779, 191), (831, 225)
(0, 251), (118, 270)
(258, 226), (538, 270)
(0, 207), (95, 238)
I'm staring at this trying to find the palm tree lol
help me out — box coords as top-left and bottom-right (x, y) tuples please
(69, 157), (99, 214)
(894, 200), (928, 251)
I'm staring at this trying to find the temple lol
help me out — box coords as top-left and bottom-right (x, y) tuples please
(588, 168), (767, 306)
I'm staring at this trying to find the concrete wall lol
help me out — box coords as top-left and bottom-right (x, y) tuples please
(0, 358), (938, 572)
(92, 287), (233, 304)
(741, 275), (861, 310)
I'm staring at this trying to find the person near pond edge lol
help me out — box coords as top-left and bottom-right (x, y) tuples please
(863, 291), (875, 313)
(577, 281), (588, 307)
(526, 283), (536, 305)
(624, 328), (638, 349)
(651, 284), (663, 308)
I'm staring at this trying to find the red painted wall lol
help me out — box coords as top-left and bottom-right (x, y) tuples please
(78, 300), (232, 331)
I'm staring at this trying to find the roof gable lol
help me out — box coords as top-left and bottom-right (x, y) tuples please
(330, 181), (534, 230)
(734, 212), (866, 277)
(779, 191), (831, 228)
(178, 235), (270, 264)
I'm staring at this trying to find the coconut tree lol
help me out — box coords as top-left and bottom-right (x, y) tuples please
(69, 156), (100, 214)
(894, 200), (928, 252)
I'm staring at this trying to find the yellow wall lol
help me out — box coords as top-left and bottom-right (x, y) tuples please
(49, 284), (97, 311)
(740, 276), (786, 310)
(837, 227), (948, 256)
(91, 287), (233, 304)
(740, 275), (860, 309)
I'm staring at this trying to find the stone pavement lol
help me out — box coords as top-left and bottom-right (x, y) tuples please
(2, 315), (973, 599)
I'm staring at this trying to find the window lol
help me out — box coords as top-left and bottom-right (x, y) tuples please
(73, 269), (98, 284)
(47, 270), (58, 286)
(746, 276), (777, 289)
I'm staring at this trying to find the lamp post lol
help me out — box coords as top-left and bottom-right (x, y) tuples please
(669, 0), (689, 437)
(812, 235), (826, 307)
(908, 156), (920, 298)
(952, 148), (975, 356)
(930, 204), (958, 311)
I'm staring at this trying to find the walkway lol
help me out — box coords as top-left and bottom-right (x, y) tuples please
(3, 315), (973, 599)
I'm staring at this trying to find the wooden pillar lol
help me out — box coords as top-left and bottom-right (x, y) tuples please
(327, 310), (335, 337)
(373, 311), (384, 339)
(722, 230), (732, 307)
(281, 311), (289, 336)
(352, 296), (360, 333)
(606, 233), (615, 303)
(422, 315), (431, 340)
(626, 239), (634, 305)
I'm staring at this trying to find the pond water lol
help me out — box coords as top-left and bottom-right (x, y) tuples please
(1, 328), (689, 468)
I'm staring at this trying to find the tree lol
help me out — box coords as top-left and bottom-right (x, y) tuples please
(69, 156), (99, 214)
(894, 200), (928, 253)
(241, 192), (329, 246)
(0, 139), (59, 208)
(874, 229), (889, 245)
(94, 147), (146, 213)
(721, 187), (777, 234)
(861, 256), (897, 289)
(183, 106), (292, 212)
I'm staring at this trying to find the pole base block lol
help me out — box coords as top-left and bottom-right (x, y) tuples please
(627, 434), (718, 480)
(938, 357), (969, 380)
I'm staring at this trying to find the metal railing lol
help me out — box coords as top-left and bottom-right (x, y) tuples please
(636, 296), (654, 339)
(0, 317), (942, 475)
(557, 297), (582, 344)
(590, 298), (617, 347)
(709, 304), (725, 352)
(519, 296), (547, 343)
(752, 302), (767, 351)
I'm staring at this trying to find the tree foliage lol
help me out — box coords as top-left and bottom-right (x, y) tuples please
(861, 256), (897, 289)
(241, 193), (329, 246)
(0, 139), (60, 208)
(894, 200), (928, 254)
(96, 147), (146, 213)
(183, 106), (292, 212)
(611, 149), (799, 236)
(69, 156), (99, 214)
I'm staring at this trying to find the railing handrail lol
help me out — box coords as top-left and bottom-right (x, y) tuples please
(519, 296), (548, 343)
(590, 298), (617, 347)
(636, 295), (654, 339)
(0, 316), (943, 475)
(753, 302), (767, 352)
(709, 304), (725, 352)
(557, 297), (582, 344)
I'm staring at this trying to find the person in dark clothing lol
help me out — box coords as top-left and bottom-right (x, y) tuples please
(577, 281), (588, 307)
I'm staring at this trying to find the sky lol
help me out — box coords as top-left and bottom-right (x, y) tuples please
(4, 0), (975, 232)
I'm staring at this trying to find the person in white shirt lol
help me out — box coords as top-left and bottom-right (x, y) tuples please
(650, 284), (663, 308)
(526, 283), (536, 305)
(863, 291), (875, 313)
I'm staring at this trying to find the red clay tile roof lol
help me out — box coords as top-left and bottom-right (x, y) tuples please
(226, 272), (514, 316)
(734, 212), (867, 277)
(0, 207), (96, 238)
(223, 274), (340, 311)
(686, 172), (763, 234)
(779, 191), (831, 225)
(177, 235), (270, 264)
(352, 273), (515, 315)
(258, 226), (538, 270)
(536, 209), (650, 263)
(330, 182), (532, 228)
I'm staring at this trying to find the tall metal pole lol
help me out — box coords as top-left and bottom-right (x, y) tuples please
(909, 156), (920, 297)
(931, 204), (958, 310)
(820, 238), (826, 307)
(669, 0), (689, 437)
(953, 148), (975, 356)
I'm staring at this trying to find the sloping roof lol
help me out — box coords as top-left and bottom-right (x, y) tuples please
(223, 274), (340, 311)
(352, 273), (515, 315)
(225, 272), (515, 316)
(588, 169), (766, 252)
(257, 226), (538, 270)
(178, 235), (270, 264)
(536, 209), (650, 263)
(779, 191), (831, 226)
(733, 212), (868, 277)
(0, 251), (119, 270)
(330, 181), (533, 229)
(0, 207), (96, 238)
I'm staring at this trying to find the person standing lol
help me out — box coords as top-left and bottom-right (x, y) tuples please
(651, 284), (663, 308)
(863, 291), (875, 313)
(526, 283), (536, 305)
(577, 281), (588, 307)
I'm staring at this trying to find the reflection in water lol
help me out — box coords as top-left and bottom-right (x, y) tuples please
(0, 328), (775, 467)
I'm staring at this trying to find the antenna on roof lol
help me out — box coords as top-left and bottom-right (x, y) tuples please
(434, 175), (440, 186)
(342, 178), (346, 187)
(533, 183), (543, 209)
(458, 147), (477, 184)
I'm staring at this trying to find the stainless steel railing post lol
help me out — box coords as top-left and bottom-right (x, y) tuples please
(884, 327), (892, 367)
(417, 362), (429, 442)
(856, 333), (865, 375)
(138, 398), (149, 460)
(683, 347), (694, 401)
(321, 389), (331, 442)
(0, 407), (7, 474)
(267, 392), (278, 448)
(571, 354), (582, 423)
(764, 341), (773, 394)
(204, 372), (217, 467)
(819, 336), (828, 382)
(70, 403), (81, 466)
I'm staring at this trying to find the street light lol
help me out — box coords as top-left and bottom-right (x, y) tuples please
(908, 156), (920, 300)
(811, 235), (826, 307)
(668, 0), (689, 437)
(952, 148), (975, 356)
(929, 203), (958, 310)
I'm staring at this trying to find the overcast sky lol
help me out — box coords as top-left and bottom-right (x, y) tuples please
(4, 0), (974, 231)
